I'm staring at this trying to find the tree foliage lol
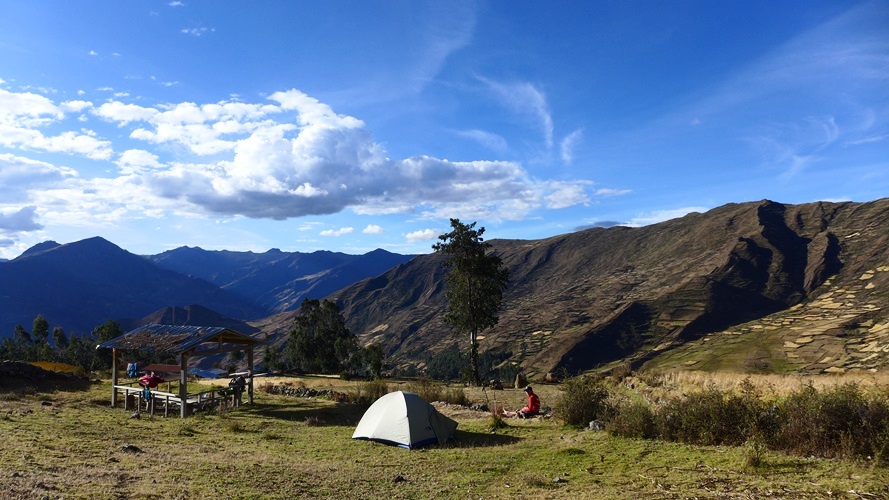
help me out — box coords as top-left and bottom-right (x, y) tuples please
(282, 298), (362, 375)
(433, 219), (509, 385)
(0, 315), (127, 374)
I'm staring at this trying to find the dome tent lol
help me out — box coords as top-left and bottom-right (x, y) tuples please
(352, 391), (458, 449)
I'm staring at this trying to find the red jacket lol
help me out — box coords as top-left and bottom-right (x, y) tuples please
(139, 373), (165, 389)
(524, 392), (540, 414)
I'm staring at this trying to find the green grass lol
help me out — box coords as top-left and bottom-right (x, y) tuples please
(0, 379), (887, 498)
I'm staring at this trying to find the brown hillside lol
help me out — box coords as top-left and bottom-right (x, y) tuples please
(262, 198), (887, 378)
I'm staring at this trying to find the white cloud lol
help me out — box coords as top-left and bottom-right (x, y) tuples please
(628, 206), (710, 226)
(747, 115), (840, 178)
(405, 228), (438, 242)
(320, 227), (354, 237)
(116, 149), (163, 175)
(479, 77), (553, 148)
(60, 100), (92, 113)
(362, 224), (384, 234)
(0, 90), (113, 159)
(560, 129), (583, 164)
(89, 50), (98, 56)
(181, 27), (214, 37)
(0, 154), (78, 201)
(169, 1), (184, 6)
(545, 181), (591, 209)
(0, 86), (600, 229)
(594, 187), (632, 197)
(454, 129), (508, 152)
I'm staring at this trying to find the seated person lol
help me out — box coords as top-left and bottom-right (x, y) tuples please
(502, 385), (541, 418)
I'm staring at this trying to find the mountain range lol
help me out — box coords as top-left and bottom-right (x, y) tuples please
(2, 197), (886, 377)
(319, 198), (888, 377)
(0, 239), (413, 338)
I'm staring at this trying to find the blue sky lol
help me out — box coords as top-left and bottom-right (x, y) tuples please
(0, 1), (887, 259)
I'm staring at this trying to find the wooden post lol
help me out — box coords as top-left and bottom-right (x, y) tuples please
(111, 348), (118, 407)
(247, 346), (254, 405)
(179, 352), (189, 418)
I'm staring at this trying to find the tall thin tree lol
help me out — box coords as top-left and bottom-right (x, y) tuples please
(433, 219), (509, 386)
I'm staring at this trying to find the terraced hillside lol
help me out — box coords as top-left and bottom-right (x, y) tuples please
(645, 266), (889, 373)
(260, 198), (888, 378)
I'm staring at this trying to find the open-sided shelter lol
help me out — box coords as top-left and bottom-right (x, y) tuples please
(352, 391), (458, 449)
(97, 324), (263, 418)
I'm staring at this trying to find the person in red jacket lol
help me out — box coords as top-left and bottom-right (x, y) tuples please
(502, 385), (542, 418)
(518, 385), (541, 418)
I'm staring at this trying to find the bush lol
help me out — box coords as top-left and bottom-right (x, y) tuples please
(361, 378), (390, 401)
(608, 399), (656, 439)
(655, 384), (769, 446)
(345, 379), (391, 405)
(776, 382), (889, 462)
(442, 386), (470, 406)
(558, 376), (611, 426)
(404, 378), (443, 402)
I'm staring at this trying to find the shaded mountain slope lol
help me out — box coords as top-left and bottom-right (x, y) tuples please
(323, 198), (887, 377)
(120, 304), (259, 335)
(147, 247), (415, 313)
(0, 238), (264, 337)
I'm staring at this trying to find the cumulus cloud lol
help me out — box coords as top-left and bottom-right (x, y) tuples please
(405, 228), (438, 242)
(0, 206), (43, 231)
(116, 149), (163, 175)
(362, 224), (384, 234)
(0, 86), (599, 229)
(320, 227), (354, 237)
(0, 154), (78, 201)
(0, 89), (112, 159)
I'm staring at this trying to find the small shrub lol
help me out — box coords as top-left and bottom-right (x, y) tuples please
(558, 376), (611, 426)
(406, 378), (444, 403)
(637, 371), (664, 388)
(608, 399), (656, 439)
(441, 387), (469, 406)
(610, 363), (632, 383)
(224, 420), (245, 433)
(521, 473), (551, 488)
(178, 424), (197, 437)
(488, 414), (508, 430)
(361, 379), (390, 401)
(743, 437), (768, 469)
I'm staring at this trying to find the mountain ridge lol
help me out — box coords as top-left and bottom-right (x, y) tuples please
(320, 198), (888, 377)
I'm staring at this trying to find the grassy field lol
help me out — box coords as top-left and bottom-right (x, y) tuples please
(1, 375), (888, 499)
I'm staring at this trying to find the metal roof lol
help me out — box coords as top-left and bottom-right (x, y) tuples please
(96, 324), (262, 354)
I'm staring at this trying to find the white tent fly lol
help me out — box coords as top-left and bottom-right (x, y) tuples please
(352, 391), (458, 449)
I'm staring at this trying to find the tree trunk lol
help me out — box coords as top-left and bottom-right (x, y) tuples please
(469, 330), (481, 386)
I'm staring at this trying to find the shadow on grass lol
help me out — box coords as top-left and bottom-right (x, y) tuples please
(238, 401), (368, 426)
(0, 377), (94, 397)
(444, 429), (522, 448)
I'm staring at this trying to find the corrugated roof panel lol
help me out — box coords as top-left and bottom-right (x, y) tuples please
(96, 324), (261, 354)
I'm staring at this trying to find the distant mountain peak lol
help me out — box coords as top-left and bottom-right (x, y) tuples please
(15, 240), (61, 260)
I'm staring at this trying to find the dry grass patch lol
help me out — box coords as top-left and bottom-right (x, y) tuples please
(0, 376), (887, 498)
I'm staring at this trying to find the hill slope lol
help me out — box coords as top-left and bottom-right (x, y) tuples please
(318, 198), (888, 377)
